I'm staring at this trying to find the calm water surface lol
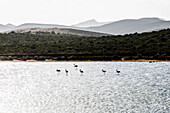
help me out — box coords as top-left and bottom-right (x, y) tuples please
(0, 62), (169, 113)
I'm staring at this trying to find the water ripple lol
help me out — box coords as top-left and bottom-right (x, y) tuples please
(0, 62), (169, 113)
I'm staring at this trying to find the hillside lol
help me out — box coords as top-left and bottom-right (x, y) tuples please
(0, 23), (69, 33)
(0, 29), (169, 61)
(7, 27), (109, 37)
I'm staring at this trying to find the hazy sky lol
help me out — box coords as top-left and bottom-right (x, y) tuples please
(1, 0), (170, 25)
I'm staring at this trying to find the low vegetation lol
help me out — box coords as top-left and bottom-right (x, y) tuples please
(0, 29), (169, 61)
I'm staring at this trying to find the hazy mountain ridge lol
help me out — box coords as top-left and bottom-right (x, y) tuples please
(6, 23), (16, 28)
(0, 23), (70, 33)
(84, 18), (170, 35)
(16, 23), (68, 29)
(72, 19), (111, 28)
(0, 24), (13, 32)
(0, 17), (170, 35)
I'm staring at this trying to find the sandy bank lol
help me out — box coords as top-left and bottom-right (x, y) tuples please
(0, 59), (169, 62)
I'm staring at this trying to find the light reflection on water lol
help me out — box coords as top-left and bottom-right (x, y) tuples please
(0, 62), (169, 113)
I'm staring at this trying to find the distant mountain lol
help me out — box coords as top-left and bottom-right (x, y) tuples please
(72, 19), (111, 28)
(6, 23), (16, 28)
(84, 18), (170, 35)
(1, 17), (170, 35)
(7, 27), (109, 37)
(0, 24), (13, 32)
(16, 23), (68, 29)
(0, 23), (69, 33)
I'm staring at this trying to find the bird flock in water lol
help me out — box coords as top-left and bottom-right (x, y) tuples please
(56, 63), (120, 75)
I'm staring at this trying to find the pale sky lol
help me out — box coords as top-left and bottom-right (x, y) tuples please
(0, 0), (170, 25)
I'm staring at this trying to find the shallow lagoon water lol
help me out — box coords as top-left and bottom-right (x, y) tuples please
(0, 62), (169, 113)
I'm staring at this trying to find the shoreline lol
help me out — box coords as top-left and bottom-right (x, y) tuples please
(0, 59), (169, 62)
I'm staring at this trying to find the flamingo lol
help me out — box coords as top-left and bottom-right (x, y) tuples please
(116, 69), (120, 74)
(74, 64), (78, 68)
(79, 69), (83, 74)
(56, 69), (61, 73)
(65, 69), (68, 75)
(102, 69), (106, 74)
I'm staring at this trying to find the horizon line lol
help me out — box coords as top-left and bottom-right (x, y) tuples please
(1, 17), (169, 26)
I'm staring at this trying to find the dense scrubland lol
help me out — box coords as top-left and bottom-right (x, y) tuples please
(0, 29), (169, 61)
